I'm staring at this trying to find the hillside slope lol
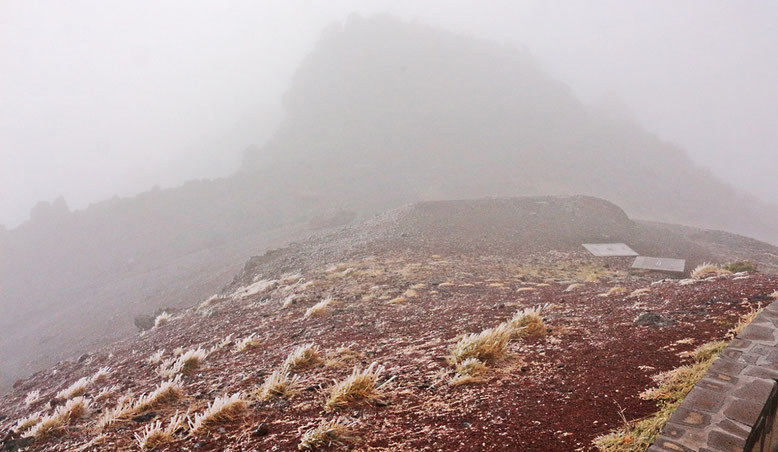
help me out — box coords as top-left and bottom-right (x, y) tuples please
(3, 14), (778, 391)
(2, 196), (778, 451)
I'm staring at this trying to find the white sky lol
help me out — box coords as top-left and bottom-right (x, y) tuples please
(2, 0), (777, 228)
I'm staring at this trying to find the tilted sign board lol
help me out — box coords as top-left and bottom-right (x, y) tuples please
(631, 256), (686, 273)
(582, 243), (639, 257)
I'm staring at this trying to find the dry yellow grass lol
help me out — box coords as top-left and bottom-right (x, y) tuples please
(299, 417), (358, 450)
(450, 358), (488, 386)
(565, 283), (583, 292)
(629, 288), (650, 298)
(730, 305), (763, 337)
(234, 333), (262, 352)
(599, 286), (628, 297)
(325, 363), (385, 412)
(153, 312), (173, 328)
(159, 347), (208, 377)
(691, 263), (723, 279)
(450, 322), (512, 364)
(387, 296), (408, 304)
(134, 412), (186, 450)
(13, 412), (42, 433)
(26, 396), (91, 439)
(188, 393), (248, 434)
(594, 309), (761, 451)
(510, 304), (549, 337)
(256, 367), (300, 401)
(304, 297), (336, 318)
(284, 344), (322, 370)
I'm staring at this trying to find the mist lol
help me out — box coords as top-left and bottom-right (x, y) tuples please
(5, 3), (778, 449)
(3, 0), (778, 228)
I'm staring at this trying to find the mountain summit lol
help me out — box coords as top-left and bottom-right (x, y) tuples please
(245, 14), (778, 243)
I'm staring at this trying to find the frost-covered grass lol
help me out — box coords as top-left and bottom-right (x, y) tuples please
(230, 279), (278, 300)
(510, 304), (549, 336)
(284, 344), (322, 370)
(450, 358), (487, 386)
(188, 393), (247, 434)
(148, 349), (165, 364)
(26, 397), (91, 438)
(134, 411), (186, 449)
(299, 417), (358, 450)
(55, 376), (92, 401)
(154, 312), (173, 328)
(13, 412), (42, 433)
(91, 366), (111, 384)
(450, 323), (512, 364)
(691, 263), (728, 279)
(304, 297), (336, 318)
(256, 367), (300, 401)
(24, 390), (41, 406)
(325, 363), (384, 412)
(159, 347), (208, 377)
(132, 375), (184, 413)
(234, 333), (262, 352)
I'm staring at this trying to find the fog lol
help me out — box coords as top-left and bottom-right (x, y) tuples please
(3, 0), (778, 392)
(2, 0), (778, 228)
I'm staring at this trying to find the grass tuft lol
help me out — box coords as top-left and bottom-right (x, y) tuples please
(256, 366), (300, 401)
(691, 263), (729, 279)
(450, 358), (488, 386)
(24, 390), (41, 406)
(450, 323), (512, 364)
(234, 333), (262, 352)
(599, 286), (627, 297)
(132, 375), (184, 413)
(159, 347), (208, 377)
(510, 304), (549, 337)
(723, 260), (758, 273)
(55, 376), (92, 401)
(304, 297), (336, 318)
(299, 417), (358, 450)
(154, 312), (173, 328)
(188, 393), (247, 434)
(26, 396), (91, 439)
(325, 362), (385, 412)
(284, 344), (322, 371)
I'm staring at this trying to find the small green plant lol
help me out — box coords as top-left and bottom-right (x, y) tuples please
(723, 260), (758, 273)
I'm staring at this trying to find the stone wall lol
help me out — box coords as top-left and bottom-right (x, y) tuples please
(649, 302), (778, 451)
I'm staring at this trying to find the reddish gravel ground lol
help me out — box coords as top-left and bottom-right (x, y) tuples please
(2, 249), (777, 452)
(4, 197), (778, 451)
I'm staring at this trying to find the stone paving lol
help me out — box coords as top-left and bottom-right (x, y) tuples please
(649, 302), (778, 451)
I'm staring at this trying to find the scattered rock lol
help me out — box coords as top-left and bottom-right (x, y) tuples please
(132, 412), (157, 423)
(633, 312), (674, 327)
(134, 314), (155, 332)
(253, 423), (270, 437)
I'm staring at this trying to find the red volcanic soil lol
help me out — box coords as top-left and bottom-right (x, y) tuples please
(3, 197), (778, 451)
(2, 250), (777, 451)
